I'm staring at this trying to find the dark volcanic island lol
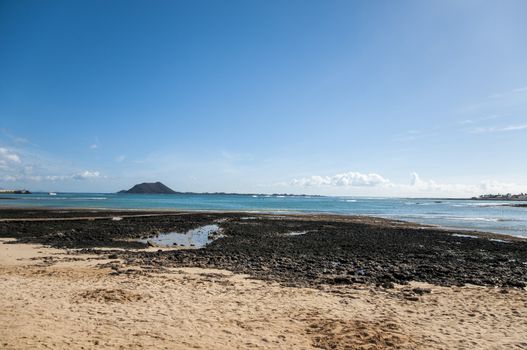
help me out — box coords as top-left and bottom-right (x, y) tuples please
(0, 209), (526, 289)
(118, 181), (177, 194)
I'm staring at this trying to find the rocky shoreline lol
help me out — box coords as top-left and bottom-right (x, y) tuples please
(1, 209), (526, 289)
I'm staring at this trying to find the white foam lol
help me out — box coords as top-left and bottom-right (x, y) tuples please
(284, 231), (308, 236)
(489, 238), (511, 243)
(452, 234), (478, 239)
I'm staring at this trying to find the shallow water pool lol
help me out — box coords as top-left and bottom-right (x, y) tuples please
(140, 224), (221, 248)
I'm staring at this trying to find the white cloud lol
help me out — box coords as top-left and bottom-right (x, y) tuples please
(46, 171), (103, 181)
(72, 170), (101, 180)
(44, 175), (67, 181)
(407, 172), (468, 192)
(0, 140), (107, 189)
(1, 174), (42, 182)
(1, 171), (103, 182)
(478, 179), (520, 194)
(409, 172), (424, 187)
(0, 147), (21, 164)
(0, 175), (17, 182)
(407, 172), (525, 196)
(289, 171), (526, 197)
(291, 171), (391, 188)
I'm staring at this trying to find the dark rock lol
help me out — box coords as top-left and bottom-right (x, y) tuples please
(330, 276), (353, 285)
(1, 209), (526, 289)
(381, 282), (395, 289)
(412, 287), (432, 295)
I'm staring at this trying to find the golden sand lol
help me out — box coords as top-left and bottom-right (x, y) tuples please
(1, 239), (526, 349)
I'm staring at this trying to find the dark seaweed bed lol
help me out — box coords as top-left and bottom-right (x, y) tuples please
(1, 209), (526, 289)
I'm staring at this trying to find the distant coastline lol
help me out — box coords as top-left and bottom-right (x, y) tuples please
(117, 181), (323, 197)
(0, 189), (31, 194)
(471, 193), (527, 201)
(120, 191), (323, 197)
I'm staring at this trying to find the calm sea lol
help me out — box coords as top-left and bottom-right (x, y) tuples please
(1, 193), (526, 237)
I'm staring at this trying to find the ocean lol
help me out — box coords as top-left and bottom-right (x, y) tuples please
(1, 193), (526, 237)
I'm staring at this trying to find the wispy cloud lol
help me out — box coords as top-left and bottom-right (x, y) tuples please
(458, 85), (527, 134)
(0, 141), (105, 186)
(488, 85), (527, 99)
(89, 136), (100, 150)
(72, 170), (102, 180)
(398, 84), (527, 141)
(115, 155), (126, 162)
(394, 130), (424, 141)
(0, 147), (21, 165)
(2, 170), (104, 182)
(513, 86), (527, 93)
(499, 84), (526, 100)
(458, 114), (502, 125)
(0, 129), (34, 146)
(468, 123), (527, 134)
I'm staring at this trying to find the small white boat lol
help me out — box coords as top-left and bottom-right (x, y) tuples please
(48, 192), (57, 196)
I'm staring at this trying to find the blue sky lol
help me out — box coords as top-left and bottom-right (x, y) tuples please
(1, 0), (527, 196)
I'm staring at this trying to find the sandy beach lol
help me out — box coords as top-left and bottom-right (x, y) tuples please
(1, 238), (527, 349)
(1, 209), (527, 349)
(4, 1), (527, 348)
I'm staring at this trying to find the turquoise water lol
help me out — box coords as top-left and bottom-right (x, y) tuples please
(1, 193), (527, 237)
